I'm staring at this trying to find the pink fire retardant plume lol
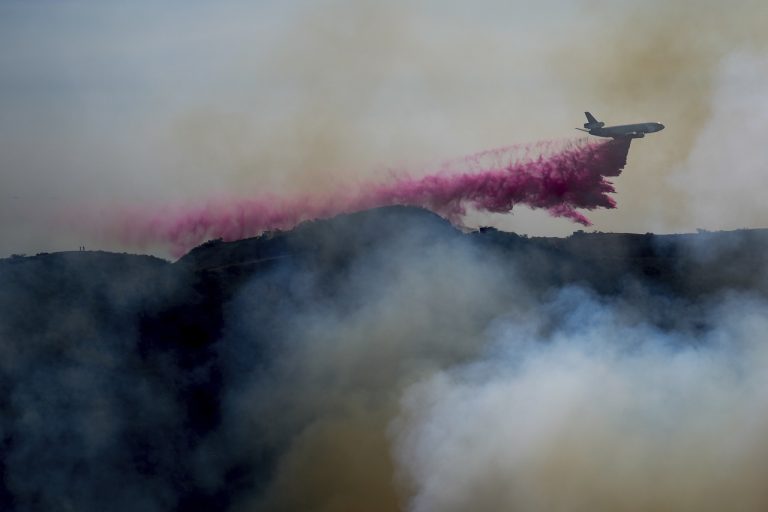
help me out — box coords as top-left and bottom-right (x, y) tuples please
(114, 137), (631, 256)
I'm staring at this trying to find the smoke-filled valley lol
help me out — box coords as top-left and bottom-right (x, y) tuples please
(3, 206), (768, 511)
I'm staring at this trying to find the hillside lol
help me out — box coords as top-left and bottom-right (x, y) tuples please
(2, 206), (767, 511)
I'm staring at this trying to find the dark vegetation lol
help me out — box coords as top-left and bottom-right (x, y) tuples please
(1, 206), (767, 511)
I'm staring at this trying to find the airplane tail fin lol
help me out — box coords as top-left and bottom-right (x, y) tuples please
(583, 112), (605, 129)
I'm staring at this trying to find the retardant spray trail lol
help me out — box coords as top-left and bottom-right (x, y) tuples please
(114, 137), (631, 256)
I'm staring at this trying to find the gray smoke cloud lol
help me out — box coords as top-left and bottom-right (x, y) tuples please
(669, 53), (768, 231)
(392, 288), (768, 511)
(4, 210), (768, 511)
(216, 219), (523, 511)
(204, 217), (768, 511)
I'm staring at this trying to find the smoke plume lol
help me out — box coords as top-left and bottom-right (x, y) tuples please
(393, 289), (768, 512)
(106, 138), (630, 255)
(212, 220), (768, 512)
(4, 208), (768, 511)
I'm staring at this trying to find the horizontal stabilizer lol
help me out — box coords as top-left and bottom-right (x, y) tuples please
(583, 112), (605, 129)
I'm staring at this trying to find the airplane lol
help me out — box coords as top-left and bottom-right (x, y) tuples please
(576, 112), (664, 139)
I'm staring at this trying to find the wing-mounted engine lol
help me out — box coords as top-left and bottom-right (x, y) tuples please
(613, 132), (644, 139)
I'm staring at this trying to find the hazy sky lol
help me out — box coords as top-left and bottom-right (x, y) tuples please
(2, 0), (768, 256)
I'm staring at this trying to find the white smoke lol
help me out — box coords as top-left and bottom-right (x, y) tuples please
(392, 288), (768, 511)
(670, 52), (768, 231)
